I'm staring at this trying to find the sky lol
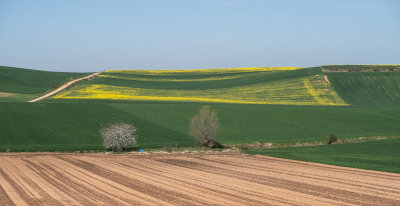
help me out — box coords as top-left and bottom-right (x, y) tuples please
(0, 0), (399, 72)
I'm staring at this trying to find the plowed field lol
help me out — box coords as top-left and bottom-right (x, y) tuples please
(0, 153), (399, 205)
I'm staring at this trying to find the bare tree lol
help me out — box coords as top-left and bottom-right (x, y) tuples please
(189, 106), (219, 148)
(100, 123), (138, 152)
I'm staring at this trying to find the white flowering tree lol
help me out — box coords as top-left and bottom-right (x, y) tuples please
(100, 123), (138, 152)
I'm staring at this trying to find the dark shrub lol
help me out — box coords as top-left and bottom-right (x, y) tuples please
(328, 134), (338, 144)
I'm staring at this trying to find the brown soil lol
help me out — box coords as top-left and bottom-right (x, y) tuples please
(0, 153), (399, 205)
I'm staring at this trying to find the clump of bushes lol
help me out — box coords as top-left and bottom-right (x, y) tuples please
(189, 106), (223, 148)
(100, 122), (138, 152)
(328, 134), (338, 144)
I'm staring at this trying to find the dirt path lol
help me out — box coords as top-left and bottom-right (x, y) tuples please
(28, 72), (100, 102)
(0, 153), (399, 205)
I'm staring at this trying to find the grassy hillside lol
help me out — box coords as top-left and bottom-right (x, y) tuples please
(0, 102), (192, 152)
(111, 103), (400, 144)
(327, 72), (400, 108)
(245, 138), (400, 173)
(322, 65), (400, 72)
(1, 65), (400, 154)
(0, 66), (88, 102)
(1, 102), (400, 152)
(52, 67), (347, 106)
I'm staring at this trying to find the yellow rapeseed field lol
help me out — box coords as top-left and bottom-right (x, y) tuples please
(98, 72), (261, 82)
(106, 67), (301, 75)
(53, 73), (347, 106)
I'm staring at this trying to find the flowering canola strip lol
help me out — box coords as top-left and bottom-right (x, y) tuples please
(53, 73), (347, 106)
(105, 67), (302, 75)
(98, 72), (261, 82)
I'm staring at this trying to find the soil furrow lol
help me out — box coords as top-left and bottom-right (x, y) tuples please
(203, 155), (400, 193)
(96, 156), (278, 205)
(0, 184), (14, 206)
(155, 157), (400, 205)
(193, 155), (400, 198)
(4, 158), (62, 206)
(60, 156), (208, 205)
(22, 160), (88, 206)
(0, 153), (399, 206)
(42, 156), (162, 205)
(120, 157), (322, 206)
(248, 155), (400, 180)
(133, 157), (351, 206)
(0, 160), (44, 206)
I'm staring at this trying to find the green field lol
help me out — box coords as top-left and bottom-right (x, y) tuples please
(110, 103), (400, 144)
(245, 138), (400, 173)
(0, 66), (88, 102)
(0, 102), (192, 152)
(327, 72), (400, 108)
(0, 65), (399, 159)
(322, 64), (400, 72)
(1, 101), (400, 152)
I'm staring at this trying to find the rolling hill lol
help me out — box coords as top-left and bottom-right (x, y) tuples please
(0, 65), (399, 152)
(52, 67), (347, 106)
(327, 72), (400, 108)
(0, 66), (88, 102)
(0, 102), (192, 152)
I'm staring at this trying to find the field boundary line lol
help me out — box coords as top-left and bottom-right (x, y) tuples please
(225, 135), (400, 150)
(28, 72), (100, 102)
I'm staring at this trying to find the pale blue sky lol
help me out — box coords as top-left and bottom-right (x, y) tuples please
(0, 0), (399, 72)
